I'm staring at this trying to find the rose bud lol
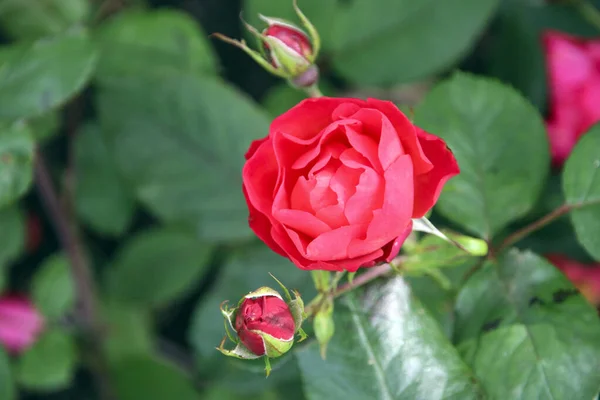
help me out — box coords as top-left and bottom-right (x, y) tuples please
(217, 276), (306, 376)
(243, 97), (460, 272)
(212, 0), (320, 87)
(0, 295), (45, 354)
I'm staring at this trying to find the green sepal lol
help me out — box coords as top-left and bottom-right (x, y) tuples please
(293, 0), (320, 61)
(220, 300), (237, 334)
(347, 272), (357, 284)
(261, 330), (294, 359)
(216, 337), (261, 360)
(289, 290), (306, 334)
(412, 217), (488, 256)
(262, 35), (311, 76)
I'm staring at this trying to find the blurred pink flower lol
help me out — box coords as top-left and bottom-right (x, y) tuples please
(544, 31), (600, 165)
(546, 254), (600, 305)
(0, 295), (44, 354)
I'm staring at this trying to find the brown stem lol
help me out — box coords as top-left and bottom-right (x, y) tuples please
(34, 152), (115, 400)
(496, 204), (571, 254)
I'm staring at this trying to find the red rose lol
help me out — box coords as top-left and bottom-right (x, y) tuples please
(243, 97), (459, 272)
(235, 295), (295, 357)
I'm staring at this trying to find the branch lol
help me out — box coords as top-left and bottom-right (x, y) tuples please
(34, 151), (115, 400)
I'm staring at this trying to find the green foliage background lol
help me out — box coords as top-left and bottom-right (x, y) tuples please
(1, 0), (600, 399)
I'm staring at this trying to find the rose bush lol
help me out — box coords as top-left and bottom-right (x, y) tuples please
(243, 97), (460, 271)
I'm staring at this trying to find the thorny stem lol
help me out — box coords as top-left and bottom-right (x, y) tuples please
(34, 152), (115, 400)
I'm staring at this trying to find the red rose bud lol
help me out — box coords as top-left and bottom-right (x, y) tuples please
(212, 0), (320, 86)
(235, 293), (295, 357)
(217, 277), (307, 376)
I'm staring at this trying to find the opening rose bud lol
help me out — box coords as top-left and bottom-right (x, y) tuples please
(212, 0), (320, 86)
(235, 295), (295, 357)
(217, 278), (307, 376)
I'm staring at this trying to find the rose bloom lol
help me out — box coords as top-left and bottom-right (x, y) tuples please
(235, 295), (295, 356)
(0, 295), (44, 354)
(243, 97), (459, 271)
(544, 31), (600, 165)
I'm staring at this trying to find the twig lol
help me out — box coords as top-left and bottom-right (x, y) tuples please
(34, 151), (115, 400)
(496, 204), (571, 254)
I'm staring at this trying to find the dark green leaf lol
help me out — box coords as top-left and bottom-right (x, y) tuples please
(331, 0), (499, 85)
(0, 122), (34, 207)
(31, 254), (75, 320)
(296, 276), (482, 400)
(106, 228), (212, 307)
(189, 245), (314, 359)
(95, 10), (216, 81)
(0, 29), (97, 120)
(28, 111), (60, 142)
(0, 348), (15, 400)
(103, 302), (154, 362)
(243, 0), (337, 50)
(0, 204), (25, 267)
(75, 123), (135, 236)
(0, 0), (90, 40)
(415, 72), (549, 239)
(98, 74), (270, 241)
(454, 249), (600, 399)
(562, 126), (600, 261)
(111, 355), (199, 400)
(483, 0), (547, 111)
(16, 329), (77, 391)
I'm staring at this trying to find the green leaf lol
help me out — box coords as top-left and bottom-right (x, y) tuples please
(0, 0), (90, 40)
(331, 0), (499, 85)
(103, 302), (154, 362)
(31, 254), (75, 320)
(28, 111), (61, 142)
(111, 355), (199, 400)
(454, 249), (600, 398)
(0, 204), (25, 267)
(0, 122), (34, 208)
(17, 329), (77, 391)
(94, 10), (217, 81)
(75, 123), (135, 236)
(296, 276), (482, 400)
(562, 126), (600, 261)
(189, 245), (314, 359)
(482, 0), (547, 110)
(414, 72), (550, 239)
(97, 74), (270, 241)
(0, 29), (97, 120)
(243, 0), (337, 51)
(106, 228), (212, 307)
(0, 348), (15, 400)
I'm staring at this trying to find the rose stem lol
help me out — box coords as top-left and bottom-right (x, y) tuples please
(34, 153), (115, 397)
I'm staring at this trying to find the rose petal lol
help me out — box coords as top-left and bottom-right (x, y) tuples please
(290, 176), (316, 214)
(245, 187), (288, 258)
(366, 98), (433, 174)
(274, 209), (332, 237)
(344, 125), (382, 172)
(348, 155), (413, 258)
(329, 163), (361, 206)
(412, 128), (460, 218)
(381, 220), (413, 262)
(332, 102), (363, 120)
(242, 138), (279, 216)
(270, 97), (362, 141)
(544, 31), (593, 96)
(344, 168), (384, 225)
(306, 224), (367, 261)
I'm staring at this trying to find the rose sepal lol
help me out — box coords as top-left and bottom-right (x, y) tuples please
(268, 273), (307, 341)
(412, 217), (488, 256)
